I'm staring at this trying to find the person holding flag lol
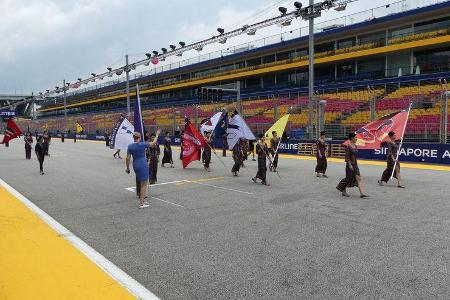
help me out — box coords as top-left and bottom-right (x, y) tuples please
(147, 133), (160, 184)
(24, 132), (33, 159)
(202, 131), (213, 172)
(126, 132), (151, 209)
(110, 114), (133, 159)
(269, 131), (280, 172)
(43, 130), (51, 156)
(252, 134), (270, 186)
(181, 118), (208, 168)
(264, 114), (289, 172)
(378, 131), (404, 188)
(161, 132), (174, 168)
(74, 121), (83, 143)
(350, 105), (411, 188)
(336, 132), (368, 198)
(1, 118), (23, 145)
(227, 110), (256, 176)
(35, 136), (46, 175)
(231, 139), (243, 176)
(315, 131), (328, 178)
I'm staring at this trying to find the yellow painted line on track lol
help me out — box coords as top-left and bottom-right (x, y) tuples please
(0, 179), (158, 300)
(175, 176), (225, 185)
(280, 153), (450, 171)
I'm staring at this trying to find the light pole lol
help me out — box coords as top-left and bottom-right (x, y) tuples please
(63, 79), (67, 131)
(307, 0), (315, 140)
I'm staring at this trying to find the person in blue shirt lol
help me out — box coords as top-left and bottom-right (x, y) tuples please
(126, 130), (160, 209)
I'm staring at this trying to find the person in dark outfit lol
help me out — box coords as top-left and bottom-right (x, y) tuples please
(249, 139), (256, 161)
(61, 131), (65, 142)
(104, 130), (110, 147)
(180, 130), (184, 160)
(378, 131), (404, 188)
(252, 134), (270, 186)
(161, 132), (174, 168)
(35, 136), (46, 175)
(222, 134), (228, 157)
(315, 131), (328, 177)
(147, 133), (160, 184)
(336, 132), (368, 198)
(269, 131), (280, 172)
(202, 131), (212, 172)
(43, 131), (51, 156)
(231, 140), (243, 176)
(24, 133), (33, 159)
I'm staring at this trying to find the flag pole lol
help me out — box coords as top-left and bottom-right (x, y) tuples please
(136, 84), (144, 141)
(210, 146), (227, 167)
(390, 102), (412, 180)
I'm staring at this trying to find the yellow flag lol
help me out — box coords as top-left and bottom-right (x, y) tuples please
(75, 122), (84, 133)
(264, 114), (290, 147)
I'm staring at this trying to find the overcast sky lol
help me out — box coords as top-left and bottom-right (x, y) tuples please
(0, 0), (436, 95)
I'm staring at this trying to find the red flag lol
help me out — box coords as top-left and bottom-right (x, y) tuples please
(182, 122), (207, 168)
(1, 119), (22, 144)
(348, 106), (411, 149)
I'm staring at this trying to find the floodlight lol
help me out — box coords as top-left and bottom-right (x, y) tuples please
(279, 7), (287, 15)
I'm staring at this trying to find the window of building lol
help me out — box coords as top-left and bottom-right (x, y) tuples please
(415, 16), (450, 33)
(263, 74), (276, 88)
(337, 37), (355, 49)
(337, 62), (355, 78)
(247, 57), (261, 67)
(358, 57), (385, 76)
(315, 65), (335, 82)
(389, 26), (412, 39)
(276, 51), (291, 61)
(415, 47), (450, 73)
(358, 31), (386, 46)
(295, 48), (308, 58)
(276, 72), (292, 85)
(246, 76), (261, 88)
(315, 42), (334, 53)
(263, 54), (276, 64)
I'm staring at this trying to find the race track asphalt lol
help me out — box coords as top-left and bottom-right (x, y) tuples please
(1, 138), (450, 299)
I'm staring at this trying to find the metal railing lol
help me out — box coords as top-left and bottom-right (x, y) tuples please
(44, 0), (448, 103)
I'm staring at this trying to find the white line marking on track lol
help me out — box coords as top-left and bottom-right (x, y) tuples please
(151, 196), (185, 208)
(186, 181), (254, 195)
(0, 178), (159, 300)
(149, 180), (186, 187)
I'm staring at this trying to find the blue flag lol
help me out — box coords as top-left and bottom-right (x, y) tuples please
(213, 112), (228, 138)
(133, 84), (144, 141)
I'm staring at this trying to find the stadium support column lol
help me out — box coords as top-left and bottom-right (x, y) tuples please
(63, 79), (67, 131)
(126, 54), (131, 117)
(308, 0), (315, 140)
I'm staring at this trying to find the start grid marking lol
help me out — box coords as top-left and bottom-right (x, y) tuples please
(124, 177), (254, 207)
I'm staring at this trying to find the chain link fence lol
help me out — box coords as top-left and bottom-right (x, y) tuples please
(13, 79), (450, 144)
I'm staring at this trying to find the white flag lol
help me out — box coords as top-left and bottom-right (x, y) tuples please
(200, 112), (222, 135)
(226, 112), (256, 150)
(110, 117), (134, 150)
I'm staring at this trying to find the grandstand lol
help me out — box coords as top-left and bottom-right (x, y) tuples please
(16, 0), (450, 143)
